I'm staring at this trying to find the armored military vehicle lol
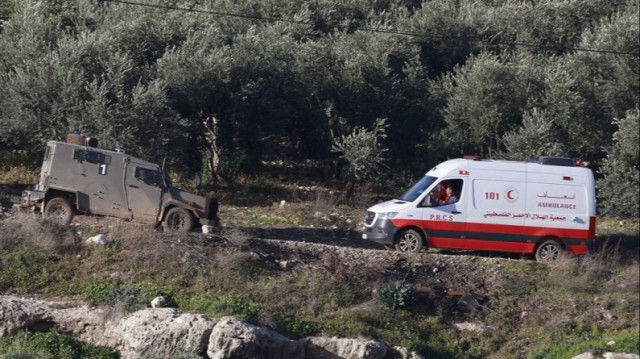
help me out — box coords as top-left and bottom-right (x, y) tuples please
(21, 135), (220, 232)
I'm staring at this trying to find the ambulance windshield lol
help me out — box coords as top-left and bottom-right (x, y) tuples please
(400, 175), (437, 202)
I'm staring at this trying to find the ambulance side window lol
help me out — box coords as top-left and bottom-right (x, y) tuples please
(423, 179), (463, 207)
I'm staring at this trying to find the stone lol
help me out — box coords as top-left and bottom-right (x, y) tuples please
(115, 308), (215, 359)
(202, 225), (215, 234)
(453, 322), (495, 334)
(571, 353), (595, 359)
(150, 296), (166, 308)
(207, 316), (303, 359)
(388, 346), (425, 359)
(85, 234), (108, 245)
(0, 296), (53, 338)
(603, 353), (640, 359)
(302, 336), (387, 359)
(1, 296), (422, 359)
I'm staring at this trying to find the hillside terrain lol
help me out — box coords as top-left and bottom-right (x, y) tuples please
(0, 183), (638, 358)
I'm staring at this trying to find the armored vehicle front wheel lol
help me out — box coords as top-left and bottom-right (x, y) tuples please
(163, 207), (194, 233)
(43, 197), (74, 225)
(395, 229), (424, 253)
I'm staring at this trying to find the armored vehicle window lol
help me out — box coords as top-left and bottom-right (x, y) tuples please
(73, 149), (106, 164)
(135, 167), (159, 186)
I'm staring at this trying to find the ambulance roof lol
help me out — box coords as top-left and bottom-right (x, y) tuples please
(426, 158), (592, 178)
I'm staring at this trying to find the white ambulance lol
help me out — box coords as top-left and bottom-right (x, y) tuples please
(362, 156), (596, 261)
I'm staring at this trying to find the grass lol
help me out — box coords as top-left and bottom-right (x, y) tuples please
(528, 330), (639, 359)
(0, 330), (117, 359)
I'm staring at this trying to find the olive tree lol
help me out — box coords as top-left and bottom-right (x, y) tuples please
(435, 52), (527, 157)
(597, 109), (639, 218)
(332, 118), (388, 202)
(501, 108), (566, 161)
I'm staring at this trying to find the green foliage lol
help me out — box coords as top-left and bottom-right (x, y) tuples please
(0, 243), (53, 292)
(332, 118), (388, 200)
(0, 0), (638, 178)
(378, 283), (415, 310)
(597, 108), (640, 218)
(81, 278), (120, 306)
(502, 108), (566, 161)
(81, 279), (176, 311)
(276, 315), (320, 339)
(0, 330), (117, 359)
(436, 52), (528, 157)
(176, 293), (262, 323)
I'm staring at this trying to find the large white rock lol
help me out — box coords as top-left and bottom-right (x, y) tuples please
(0, 296), (52, 337)
(603, 353), (640, 359)
(114, 308), (215, 359)
(207, 316), (304, 359)
(301, 336), (388, 359)
(0, 295), (110, 345)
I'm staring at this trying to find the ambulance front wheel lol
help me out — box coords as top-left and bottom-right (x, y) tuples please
(395, 229), (424, 253)
(535, 239), (565, 262)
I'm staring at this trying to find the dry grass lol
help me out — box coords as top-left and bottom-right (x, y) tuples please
(0, 212), (79, 252)
(0, 166), (37, 185)
(545, 237), (638, 295)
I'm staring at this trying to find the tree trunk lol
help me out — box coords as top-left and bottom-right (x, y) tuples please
(202, 114), (225, 184)
(345, 174), (356, 206)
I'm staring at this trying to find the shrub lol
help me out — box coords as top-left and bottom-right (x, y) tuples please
(81, 278), (120, 306)
(378, 283), (415, 310)
(0, 330), (117, 359)
(598, 108), (639, 218)
(276, 314), (320, 339)
(0, 242), (53, 292)
(332, 118), (389, 202)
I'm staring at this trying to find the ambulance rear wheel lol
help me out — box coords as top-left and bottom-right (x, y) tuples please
(535, 239), (564, 262)
(395, 229), (424, 253)
(43, 197), (74, 225)
(163, 207), (194, 233)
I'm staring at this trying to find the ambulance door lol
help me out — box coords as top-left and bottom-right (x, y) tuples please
(419, 178), (467, 249)
(467, 177), (528, 253)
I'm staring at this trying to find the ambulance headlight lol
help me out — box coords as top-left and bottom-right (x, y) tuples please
(387, 212), (398, 218)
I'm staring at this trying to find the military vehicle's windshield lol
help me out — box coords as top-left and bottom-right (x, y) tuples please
(400, 175), (438, 202)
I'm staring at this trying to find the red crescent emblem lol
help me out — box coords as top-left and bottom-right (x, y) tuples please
(505, 188), (518, 202)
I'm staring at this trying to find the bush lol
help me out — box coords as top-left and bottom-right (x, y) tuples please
(81, 278), (120, 306)
(0, 330), (117, 359)
(378, 283), (415, 310)
(598, 109), (639, 218)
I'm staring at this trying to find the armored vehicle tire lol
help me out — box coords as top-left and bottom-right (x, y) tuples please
(43, 197), (74, 225)
(163, 207), (194, 233)
(535, 239), (564, 262)
(395, 229), (423, 253)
